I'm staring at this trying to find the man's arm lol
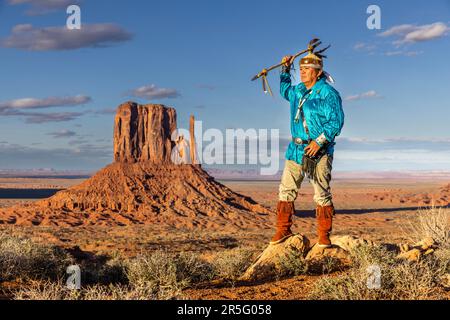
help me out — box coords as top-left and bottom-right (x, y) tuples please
(279, 55), (296, 102)
(316, 90), (345, 146)
(280, 72), (295, 102)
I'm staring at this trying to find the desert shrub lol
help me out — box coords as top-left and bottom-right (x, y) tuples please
(81, 283), (159, 300)
(175, 251), (216, 284)
(15, 250), (214, 300)
(278, 244), (346, 277)
(80, 253), (128, 286)
(434, 245), (450, 273)
(309, 256), (345, 275)
(13, 281), (153, 300)
(403, 206), (449, 246)
(0, 234), (73, 282)
(278, 248), (308, 277)
(309, 244), (446, 300)
(13, 281), (80, 300)
(125, 251), (214, 299)
(211, 248), (257, 282)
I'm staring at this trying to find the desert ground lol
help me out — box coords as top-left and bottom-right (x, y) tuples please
(0, 175), (449, 300)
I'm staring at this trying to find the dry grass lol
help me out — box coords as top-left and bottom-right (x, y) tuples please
(126, 251), (215, 299)
(278, 246), (345, 278)
(309, 206), (450, 300)
(13, 281), (154, 300)
(0, 234), (73, 282)
(12, 250), (217, 300)
(211, 248), (257, 283)
(278, 248), (309, 277)
(9, 246), (264, 300)
(403, 205), (449, 246)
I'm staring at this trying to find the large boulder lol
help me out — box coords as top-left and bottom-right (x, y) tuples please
(240, 234), (310, 282)
(240, 235), (378, 282)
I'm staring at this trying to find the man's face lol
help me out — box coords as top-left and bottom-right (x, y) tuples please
(300, 66), (320, 84)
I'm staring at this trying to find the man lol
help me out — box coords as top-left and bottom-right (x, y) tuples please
(270, 45), (345, 248)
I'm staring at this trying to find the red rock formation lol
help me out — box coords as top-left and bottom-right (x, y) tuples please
(0, 102), (271, 229)
(114, 102), (177, 163)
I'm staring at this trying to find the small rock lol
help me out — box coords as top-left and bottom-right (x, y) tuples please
(396, 237), (438, 261)
(400, 243), (410, 253)
(413, 237), (435, 250)
(330, 235), (375, 252)
(397, 248), (421, 261)
(305, 244), (351, 263)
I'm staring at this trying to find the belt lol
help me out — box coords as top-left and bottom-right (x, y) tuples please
(292, 137), (311, 145)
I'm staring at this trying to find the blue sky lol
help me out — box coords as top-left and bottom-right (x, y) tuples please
(0, 0), (449, 173)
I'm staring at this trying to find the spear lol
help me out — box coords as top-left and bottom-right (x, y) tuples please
(251, 38), (324, 95)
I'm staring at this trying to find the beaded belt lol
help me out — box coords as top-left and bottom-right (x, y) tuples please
(292, 137), (311, 145)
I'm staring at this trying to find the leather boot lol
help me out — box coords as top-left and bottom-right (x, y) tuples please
(316, 205), (334, 248)
(270, 201), (295, 245)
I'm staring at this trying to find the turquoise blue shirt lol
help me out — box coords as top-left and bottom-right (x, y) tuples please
(280, 72), (345, 165)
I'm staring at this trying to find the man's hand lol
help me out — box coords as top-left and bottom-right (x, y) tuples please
(282, 55), (295, 67)
(304, 141), (321, 157)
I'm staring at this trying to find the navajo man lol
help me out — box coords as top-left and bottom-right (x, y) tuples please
(270, 44), (345, 247)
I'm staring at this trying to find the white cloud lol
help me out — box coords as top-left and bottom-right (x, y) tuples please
(379, 24), (417, 37)
(344, 90), (382, 102)
(128, 85), (181, 100)
(2, 23), (132, 51)
(384, 50), (423, 56)
(0, 95), (91, 110)
(353, 42), (376, 51)
(47, 130), (77, 139)
(0, 95), (90, 123)
(23, 112), (85, 124)
(379, 22), (449, 45)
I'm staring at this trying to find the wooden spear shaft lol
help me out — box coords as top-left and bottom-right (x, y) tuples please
(251, 38), (324, 81)
(251, 47), (311, 81)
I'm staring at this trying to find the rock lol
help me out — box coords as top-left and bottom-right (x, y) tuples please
(113, 102), (177, 163)
(400, 243), (410, 253)
(240, 234), (310, 282)
(396, 237), (438, 261)
(305, 244), (351, 263)
(330, 235), (376, 252)
(240, 235), (375, 282)
(397, 248), (422, 261)
(413, 237), (436, 250)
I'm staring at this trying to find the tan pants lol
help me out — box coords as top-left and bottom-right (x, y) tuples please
(279, 154), (334, 206)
